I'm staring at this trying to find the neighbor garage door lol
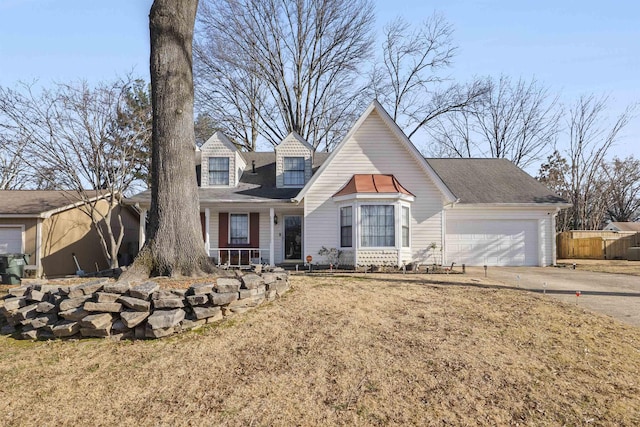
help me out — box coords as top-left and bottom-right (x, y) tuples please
(0, 226), (23, 254)
(446, 219), (538, 266)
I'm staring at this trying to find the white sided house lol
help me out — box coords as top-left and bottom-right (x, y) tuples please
(127, 101), (569, 268)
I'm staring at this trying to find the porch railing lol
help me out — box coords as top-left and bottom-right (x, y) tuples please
(208, 248), (270, 269)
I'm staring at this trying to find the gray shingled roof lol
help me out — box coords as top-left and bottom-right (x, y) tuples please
(426, 158), (568, 204)
(126, 155), (567, 206)
(126, 152), (331, 204)
(0, 190), (106, 215)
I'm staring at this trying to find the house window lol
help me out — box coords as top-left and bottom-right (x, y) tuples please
(402, 206), (410, 247)
(209, 157), (229, 185)
(283, 157), (305, 186)
(230, 214), (248, 244)
(361, 205), (394, 247)
(340, 206), (352, 247)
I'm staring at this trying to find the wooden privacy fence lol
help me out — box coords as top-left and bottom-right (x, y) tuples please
(557, 231), (640, 260)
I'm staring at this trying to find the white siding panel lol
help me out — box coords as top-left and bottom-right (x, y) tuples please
(304, 110), (444, 265)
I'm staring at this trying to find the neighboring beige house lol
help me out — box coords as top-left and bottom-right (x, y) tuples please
(0, 191), (139, 278)
(603, 222), (640, 232)
(127, 101), (570, 268)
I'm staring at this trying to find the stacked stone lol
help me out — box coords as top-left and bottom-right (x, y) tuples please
(0, 269), (289, 340)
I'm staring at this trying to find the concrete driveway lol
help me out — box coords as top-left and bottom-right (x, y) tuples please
(464, 266), (640, 327)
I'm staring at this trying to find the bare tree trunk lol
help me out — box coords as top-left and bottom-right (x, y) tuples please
(129, 0), (214, 277)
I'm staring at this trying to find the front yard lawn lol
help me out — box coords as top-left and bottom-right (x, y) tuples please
(1, 274), (639, 426)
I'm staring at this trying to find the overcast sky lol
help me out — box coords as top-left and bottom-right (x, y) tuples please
(1, 0), (637, 167)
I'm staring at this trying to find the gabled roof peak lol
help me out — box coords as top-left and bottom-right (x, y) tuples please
(201, 131), (238, 152)
(276, 131), (314, 151)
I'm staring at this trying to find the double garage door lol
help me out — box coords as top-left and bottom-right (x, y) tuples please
(0, 226), (23, 254)
(446, 219), (539, 266)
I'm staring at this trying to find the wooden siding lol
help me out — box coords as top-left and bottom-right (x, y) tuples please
(304, 110), (445, 265)
(275, 134), (313, 188)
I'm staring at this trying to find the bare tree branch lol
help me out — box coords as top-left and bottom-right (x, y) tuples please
(194, 0), (375, 151)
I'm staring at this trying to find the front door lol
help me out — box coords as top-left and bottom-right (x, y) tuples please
(284, 215), (302, 260)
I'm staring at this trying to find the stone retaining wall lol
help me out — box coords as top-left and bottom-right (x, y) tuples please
(0, 269), (289, 340)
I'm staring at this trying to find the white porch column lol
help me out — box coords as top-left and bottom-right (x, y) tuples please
(138, 208), (147, 251)
(269, 207), (275, 266)
(204, 208), (211, 256)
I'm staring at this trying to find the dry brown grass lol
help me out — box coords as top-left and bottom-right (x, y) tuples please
(559, 259), (640, 276)
(1, 274), (640, 426)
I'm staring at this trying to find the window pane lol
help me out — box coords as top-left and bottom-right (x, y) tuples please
(230, 214), (248, 244)
(340, 206), (352, 247)
(209, 157), (229, 185)
(361, 205), (394, 247)
(283, 157), (305, 186)
(402, 206), (409, 247)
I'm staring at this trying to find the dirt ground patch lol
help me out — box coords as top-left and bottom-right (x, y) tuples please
(1, 274), (640, 426)
(558, 258), (640, 276)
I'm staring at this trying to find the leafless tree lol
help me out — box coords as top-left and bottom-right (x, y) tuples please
(429, 75), (561, 168)
(0, 78), (148, 268)
(125, 0), (215, 278)
(603, 156), (640, 223)
(194, 0), (375, 151)
(537, 150), (572, 231)
(564, 95), (634, 230)
(371, 16), (487, 144)
(0, 135), (29, 189)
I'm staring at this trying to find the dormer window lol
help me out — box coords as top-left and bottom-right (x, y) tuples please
(209, 157), (229, 185)
(283, 157), (305, 186)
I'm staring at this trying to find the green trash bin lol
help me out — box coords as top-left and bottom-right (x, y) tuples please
(0, 253), (28, 285)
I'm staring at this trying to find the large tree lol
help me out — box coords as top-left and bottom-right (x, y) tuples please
(194, 0), (375, 152)
(129, 0), (214, 277)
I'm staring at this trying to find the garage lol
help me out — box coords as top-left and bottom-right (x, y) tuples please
(0, 226), (24, 254)
(446, 219), (539, 266)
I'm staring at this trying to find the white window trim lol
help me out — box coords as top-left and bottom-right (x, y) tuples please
(338, 205), (354, 249)
(359, 203), (396, 249)
(401, 204), (411, 248)
(335, 199), (413, 252)
(208, 156), (231, 187)
(282, 156), (306, 188)
(228, 213), (250, 245)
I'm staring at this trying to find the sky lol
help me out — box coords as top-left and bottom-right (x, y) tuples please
(0, 0), (638, 170)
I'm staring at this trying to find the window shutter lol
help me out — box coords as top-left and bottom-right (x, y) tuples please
(250, 213), (259, 247)
(218, 213), (229, 248)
